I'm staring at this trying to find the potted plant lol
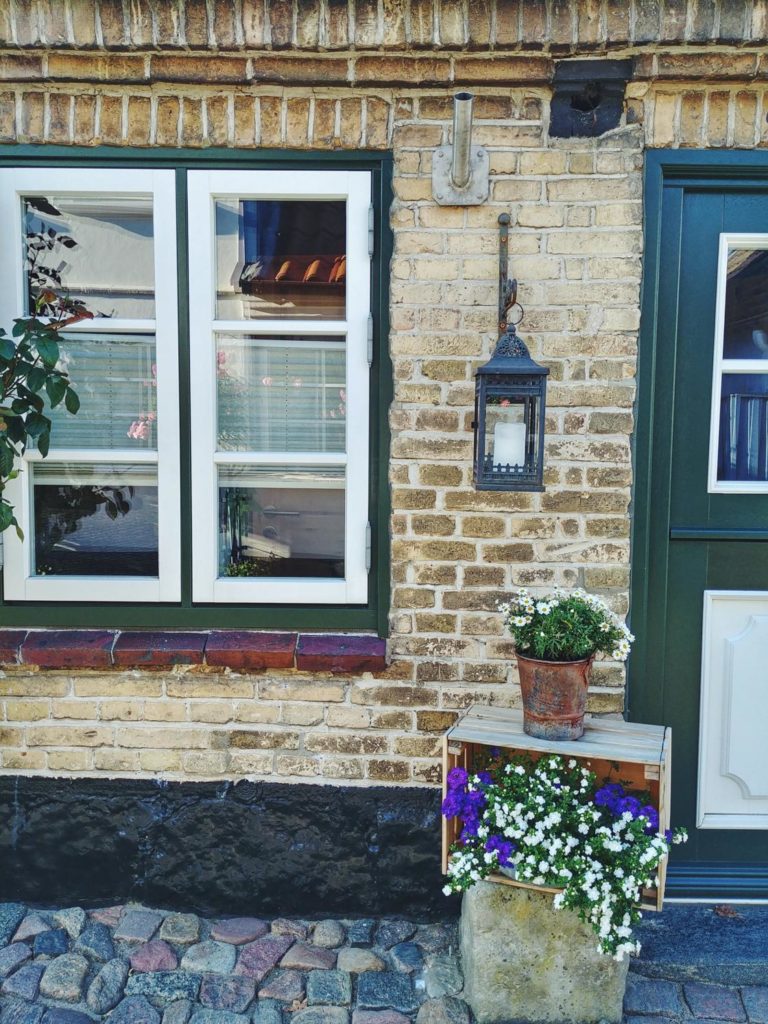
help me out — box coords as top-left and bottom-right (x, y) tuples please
(442, 753), (687, 960)
(499, 588), (634, 740)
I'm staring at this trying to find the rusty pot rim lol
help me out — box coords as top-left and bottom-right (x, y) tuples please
(514, 651), (595, 667)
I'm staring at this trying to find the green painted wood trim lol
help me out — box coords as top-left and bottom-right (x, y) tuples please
(0, 145), (393, 635)
(670, 527), (768, 541)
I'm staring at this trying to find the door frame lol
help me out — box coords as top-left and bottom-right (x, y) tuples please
(630, 149), (768, 900)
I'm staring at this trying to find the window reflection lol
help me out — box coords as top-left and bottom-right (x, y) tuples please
(718, 374), (768, 482)
(723, 249), (768, 360)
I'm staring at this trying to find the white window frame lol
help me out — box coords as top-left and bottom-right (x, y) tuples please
(0, 168), (181, 602)
(708, 232), (768, 494)
(187, 170), (371, 604)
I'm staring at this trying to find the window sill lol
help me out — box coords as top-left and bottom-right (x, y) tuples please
(0, 629), (387, 674)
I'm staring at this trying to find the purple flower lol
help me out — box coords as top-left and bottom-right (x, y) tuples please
(485, 834), (515, 866)
(447, 766), (468, 789)
(476, 770), (493, 785)
(664, 828), (673, 844)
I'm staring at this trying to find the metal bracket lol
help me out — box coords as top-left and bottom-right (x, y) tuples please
(368, 205), (374, 256)
(366, 314), (374, 366)
(365, 522), (372, 571)
(432, 145), (489, 206)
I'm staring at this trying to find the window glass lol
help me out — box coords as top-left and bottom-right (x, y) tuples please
(215, 199), (346, 320)
(217, 334), (345, 452)
(218, 465), (345, 580)
(33, 462), (158, 577)
(22, 195), (155, 318)
(717, 373), (768, 482)
(49, 333), (157, 450)
(723, 248), (768, 360)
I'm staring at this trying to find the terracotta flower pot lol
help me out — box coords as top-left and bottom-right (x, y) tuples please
(516, 652), (594, 741)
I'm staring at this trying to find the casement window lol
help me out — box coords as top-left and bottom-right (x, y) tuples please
(0, 160), (383, 624)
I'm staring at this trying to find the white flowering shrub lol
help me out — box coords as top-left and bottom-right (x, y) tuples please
(499, 587), (634, 662)
(442, 754), (687, 959)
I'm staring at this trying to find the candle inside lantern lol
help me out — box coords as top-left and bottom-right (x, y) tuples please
(493, 421), (526, 469)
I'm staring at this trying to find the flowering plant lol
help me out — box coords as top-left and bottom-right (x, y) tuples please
(442, 753), (687, 959)
(499, 587), (634, 662)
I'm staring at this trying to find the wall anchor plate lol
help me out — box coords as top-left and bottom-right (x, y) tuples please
(432, 145), (490, 206)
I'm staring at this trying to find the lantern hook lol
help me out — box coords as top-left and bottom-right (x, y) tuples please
(498, 213), (524, 331)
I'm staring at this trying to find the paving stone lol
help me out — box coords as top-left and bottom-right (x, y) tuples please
(114, 910), (164, 944)
(624, 976), (687, 1017)
(0, 908), (27, 948)
(307, 970), (352, 1006)
(162, 1001), (193, 1024)
(12, 916), (50, 944)
(258, 970), (305, 1003)
(125, 971), (202, 1006)
(390, 943), (422, 975)
(51, 911), (86, 942)
(292, 1009), (349, 1024)
(346, 922), (375, 949)
(742, 987), (768, 1024)
(160, 916), (201, 946)
(415, 998), (470, 1024)
(280, 944), (336, 972)
(33, 930), (68, 958)
(336, 950), (385, 975)
(199, 974), (256, 1013)
(181, 942), (236, 976)
(685, 982), (746, 1021)
(1, 964), (44, 1001)
(39, 955), (88, 1003)
(0, 999), (44, 1024)
(413, 927), (453, 956)
(235, 937), (294, 982)
(271, 921), (308, 941)
(252, 999), (283, 1024)
(74, 923), (115, 963)
(357, 973), (417, 1014)
(86, 957), (129, 1014)
(131, 941), (179, 973)
(0, 945), (31, 979)
(90, 906), (123, 928)
(110, 995), (161, 1024)
(352, 1013), (410, 1024)
(312, 923), (346, 950)
(374, 924), (416, 951)
(189, 1011), (249, 1024)
(424, 955), (463, 999)
(41, 1010), (94, 1024)
(210, 920), (268, 946)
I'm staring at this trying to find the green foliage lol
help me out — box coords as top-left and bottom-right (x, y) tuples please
(0, 295), (88, 537)
(223, 555), (277, 577)
(499, 587), (634, 663)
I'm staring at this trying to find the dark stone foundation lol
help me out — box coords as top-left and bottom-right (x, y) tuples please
(0, 776), (452, 918)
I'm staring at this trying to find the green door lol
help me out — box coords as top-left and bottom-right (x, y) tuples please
(631, 152), (768, 898)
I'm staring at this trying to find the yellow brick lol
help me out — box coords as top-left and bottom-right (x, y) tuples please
(26, 726), (112, 747)
(0, 677), (69, 697)
(259, 682), (345, 703)
(229, 750), (273, 774)
(322, 758), (364, 779)
(326, 706), (370, 728)
(166, 679), (255, 699)
(2, 749), (45, 770)
(189, 701), (234, 724)
(519, 150), (566, 174)
(183, 751), (229, 774)
(4, 700), (50, 721)
(233, 703), (281, 724)
(48, 750), (92, 772)
(52, 700), (99, 720)
(116, 727), (210, 749)
(74, 677), (162, 698)
(276, 755), (319, 777)
(99, 700), (142, 721)
(140, 750), (183, 772)
(280, 703), (324, 726)
(94, 750), (140, 772)
(142, 702), (187, 723)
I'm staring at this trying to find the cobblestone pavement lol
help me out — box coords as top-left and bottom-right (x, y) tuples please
(0, 902), (765, 1024)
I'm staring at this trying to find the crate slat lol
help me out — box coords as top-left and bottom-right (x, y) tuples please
(442, 705), (671, 912)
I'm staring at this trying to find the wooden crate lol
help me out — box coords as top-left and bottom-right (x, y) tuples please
(442, 706), (672, 912)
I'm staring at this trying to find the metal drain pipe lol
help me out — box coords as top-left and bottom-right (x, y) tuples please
(451, 92), (474, 189)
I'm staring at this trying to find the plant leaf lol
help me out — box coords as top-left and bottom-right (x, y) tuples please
(64, 387), (80, 414)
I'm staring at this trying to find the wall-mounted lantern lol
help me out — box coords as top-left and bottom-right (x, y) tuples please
(473, 214), (549, 492)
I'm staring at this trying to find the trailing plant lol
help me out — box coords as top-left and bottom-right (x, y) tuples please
(499, 587), (634, 662)
(442, 753), (687, 959)
(0, 292), (87, 536)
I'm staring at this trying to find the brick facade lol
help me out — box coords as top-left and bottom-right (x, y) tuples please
(0, 0), (764, 785)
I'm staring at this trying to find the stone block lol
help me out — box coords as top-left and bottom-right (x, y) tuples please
(460, 882), (628, 1024)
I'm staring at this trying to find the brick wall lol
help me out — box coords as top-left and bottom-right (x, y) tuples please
(0, 0), (765, 785)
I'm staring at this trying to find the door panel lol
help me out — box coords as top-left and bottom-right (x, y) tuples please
(632, 155), (768, 896)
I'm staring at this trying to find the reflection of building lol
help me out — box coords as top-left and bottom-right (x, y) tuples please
(0, 1), (767, 916)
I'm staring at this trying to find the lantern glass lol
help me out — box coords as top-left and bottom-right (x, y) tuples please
(474, 371), (546, 491)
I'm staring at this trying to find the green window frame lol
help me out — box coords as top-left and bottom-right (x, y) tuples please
(0, 146), (393, 636)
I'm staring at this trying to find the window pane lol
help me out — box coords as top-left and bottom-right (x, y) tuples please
(484, 394), (540, 475)
(717, 373), (768, 481)
(49, 333), (157, 450)
(23, 195), (155, 318)
(218, 465), (345, 579)
(217, 334), (345, 452)
(723, 249), (768, 360)
(215, 199), (346, 320)
(33, 463), (158, 577)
